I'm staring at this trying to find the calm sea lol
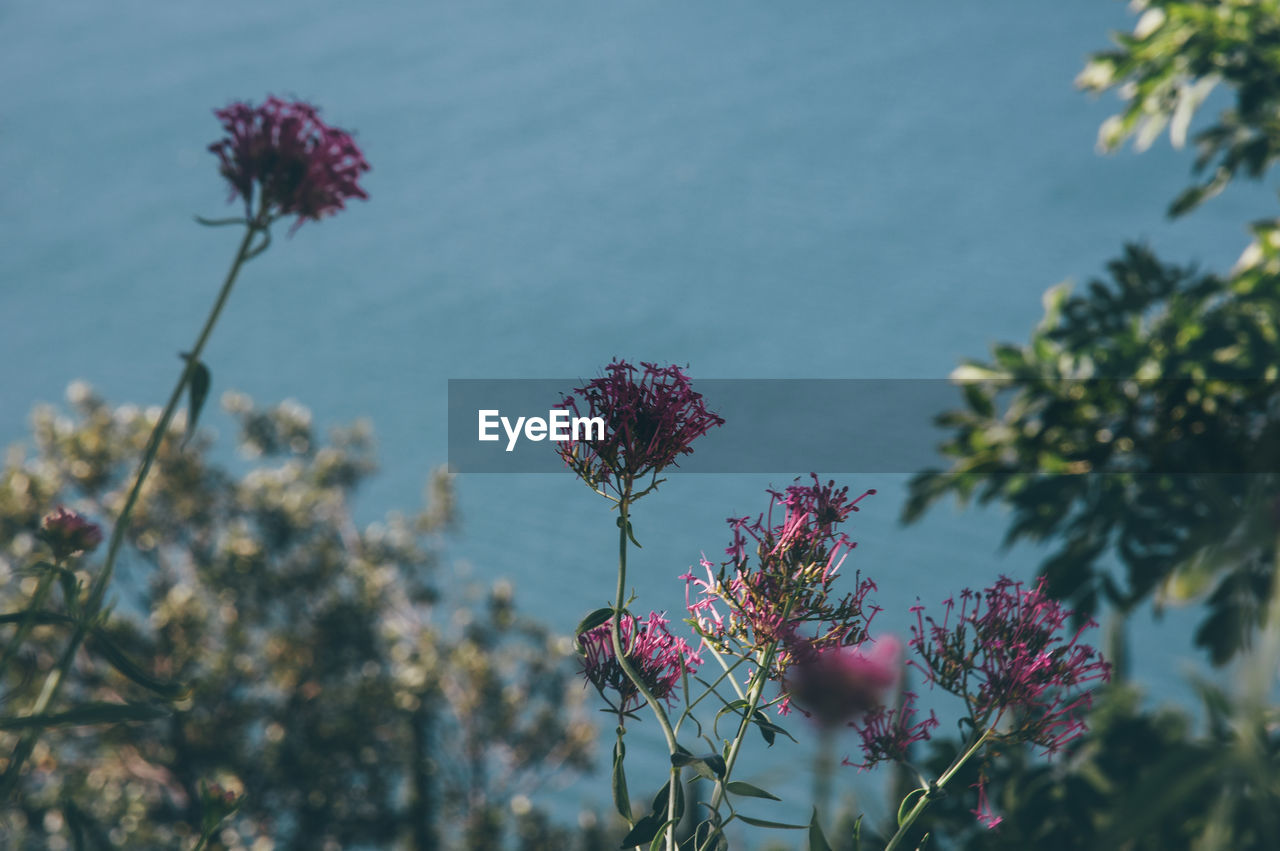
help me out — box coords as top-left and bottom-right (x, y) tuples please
(3, 0), (1271, 834)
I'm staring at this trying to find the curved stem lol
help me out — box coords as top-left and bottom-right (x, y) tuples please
(0, 220), (263, 799)
(609, 496), (681, 850)
(883, 727), (992, 851)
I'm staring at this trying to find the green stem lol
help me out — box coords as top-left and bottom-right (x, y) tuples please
(883, 727), (992, 851)
(0, 220), (263, 799)
(706, 597), (795, 824)
(813, 726), (835, 833)
(609, 496), (681, 851)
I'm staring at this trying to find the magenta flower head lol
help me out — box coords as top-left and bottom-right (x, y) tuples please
(557, 360), (724, 500)
(686, 475), (879, 673)
(910, 575), (1111, 755)
(783, 635), (902, 729)
(843, 692), (939, 770)
(40, 506), (103, 561)
(209, 97), (370, 231)
(578, 612), (703, 717)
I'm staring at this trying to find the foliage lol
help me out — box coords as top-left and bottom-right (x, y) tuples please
(1080, 0), (1280, 216)
(906, 1), (1280, 665)
(0, 386), (602, 850)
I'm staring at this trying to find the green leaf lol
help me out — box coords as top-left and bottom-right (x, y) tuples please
(751, 708), (794, 745)
(576, 607), (615, 636)
(897, 787), (927, 826)
(612, 729), (632, 821)
(87, 631), (188, 699)
(735, 814), (808, 830)
(670, 751), (725, 780)
(180, 353), (212, 444)
(725, 781), (780, 801)
(0, 701), (169, 731)
(620, 813), (663, 848)
(808, 808), (834, 851)
(617, 515), (643, 548)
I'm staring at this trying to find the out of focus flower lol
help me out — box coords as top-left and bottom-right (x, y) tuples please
(209, 97), (370, 230)
(685, 476), (879, 675)
(783, 635), (902, 728)
(910, 576), (1111, 754)
(40, 506), (103, 561)
(557, 360), (723, 499)
(843, 691), (939, 770)
(970, 776), (1002, 830)
(578, 612), (702, 716)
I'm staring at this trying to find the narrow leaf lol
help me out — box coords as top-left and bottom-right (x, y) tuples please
(725, 781), (781, 801)
(0, 701), (169, 731)
(88, 631), (187, 699)
(808, 808), (834, 851)
(180, 353), (212, 444)
(577, 607), (615, 636)
(620, 813), (663, 848)
(612, 731), (632, 821)
(735, 814), (807, 830)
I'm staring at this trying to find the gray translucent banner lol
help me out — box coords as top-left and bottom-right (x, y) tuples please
(447, 379), (1272, 474)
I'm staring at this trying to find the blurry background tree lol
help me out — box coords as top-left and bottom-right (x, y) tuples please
(900, 1), (1280, 848)
(0, 385), (607, 850)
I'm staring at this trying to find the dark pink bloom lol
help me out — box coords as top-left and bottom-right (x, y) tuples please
(843, 691), (939, 770)
(783, 635), (902, 728)
(686, 476), (879, 676)
(578, 612), (703, 716)
(209, 97), (370, 230)
(910, 576), (1111, 755)
(40, 506), (103, 561)
(557, 361), (723, 499)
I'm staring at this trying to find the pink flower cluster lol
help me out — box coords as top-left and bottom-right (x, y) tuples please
(209, 97), (370, 230)
(910, 576), (1111, 754)
(40, 506), (103, 561)
(557, 361), (724, 498)
(843, 692), (939, 770)
(578, 612), (703, 716)
(686, 476), (879, 673)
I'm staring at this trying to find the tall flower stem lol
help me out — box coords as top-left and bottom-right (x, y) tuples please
(883, 727), (992, 851)
(610, 495), (681, 851)
(0, 217), (265, 799)
(813, 727), (835, 834)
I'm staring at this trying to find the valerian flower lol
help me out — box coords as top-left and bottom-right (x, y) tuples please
(909, 575), (1111, 754)
(970, 775), (1003, 830)
(686, 475), (879, 676)
(783, 635), (902, 729)
(209, 97), (370, 230)
(843, 691), (939, 770)
(40, 506), (103, 561)
(557, 360), (723, 500)
(578, 612), (702, 717)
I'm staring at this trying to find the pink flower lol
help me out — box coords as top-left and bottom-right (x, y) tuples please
(209, 97), (370, 230)
(843, 691), (939, 770)
(578, 612), (703, 716)
(910, 576), (1111, 754)
(783, 635), (902, 728)
(970, 776), (1003, 830)
(40, 506), (103, 561)
(557, 361), (723, 499)
(686, 476), (879, 676)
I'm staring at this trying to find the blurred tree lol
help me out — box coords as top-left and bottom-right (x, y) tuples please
(0, 385), (603, 850)
(905, 0), (1280, 665)
(899, 3), (1280, 847)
